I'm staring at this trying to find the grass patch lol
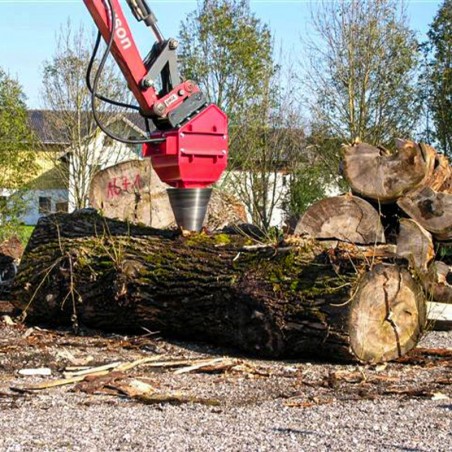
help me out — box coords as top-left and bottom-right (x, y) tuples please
(16, 225), (34, 245)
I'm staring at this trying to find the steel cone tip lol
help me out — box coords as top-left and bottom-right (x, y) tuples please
(167, 188), (212, 232)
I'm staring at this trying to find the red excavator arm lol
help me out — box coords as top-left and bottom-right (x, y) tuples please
(83, 0), (228, 230)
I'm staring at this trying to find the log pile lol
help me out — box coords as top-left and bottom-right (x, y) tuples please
(297, 139), (452, 310)
(10, 139), (450, 363)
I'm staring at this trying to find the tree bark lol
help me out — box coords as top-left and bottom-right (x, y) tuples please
(294, 194), (385, 244)
(342, 140), (434, 203)
(12, 211), (426, 363)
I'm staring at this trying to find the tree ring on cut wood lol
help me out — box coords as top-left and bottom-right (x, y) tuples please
(342, 141), (432, 203)
(349, 265), (426, 363)
(397, 187), (452, 241)
(294, 194), (385, 244)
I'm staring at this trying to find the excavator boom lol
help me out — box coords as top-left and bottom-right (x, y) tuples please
(83, 0), (228, 230)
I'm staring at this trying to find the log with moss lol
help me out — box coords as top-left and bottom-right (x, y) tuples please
(11, 210), (427, 363)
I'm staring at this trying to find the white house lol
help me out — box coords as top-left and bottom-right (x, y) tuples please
(23, 110), (147, 225)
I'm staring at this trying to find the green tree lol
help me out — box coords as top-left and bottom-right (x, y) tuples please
(180, 1), (305, 231)
(425, 0), (452, 156)
(303, 0), (420, 147)
(179, 0), (274, 122)
(0, 68), (37, 240)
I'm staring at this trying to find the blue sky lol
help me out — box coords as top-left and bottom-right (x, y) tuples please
(0, 0), (442, 108)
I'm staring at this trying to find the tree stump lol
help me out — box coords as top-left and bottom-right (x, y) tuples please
(12, 211), (427, 363)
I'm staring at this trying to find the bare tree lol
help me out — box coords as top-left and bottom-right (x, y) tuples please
(224, 59), (306, 231)
(302, 0), (420, 147)
(41, 21), (141, 210)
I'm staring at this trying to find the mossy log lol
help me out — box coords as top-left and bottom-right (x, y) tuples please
(12, 211), (427, 363)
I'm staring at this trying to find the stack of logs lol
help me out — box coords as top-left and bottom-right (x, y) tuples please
(11, 139), (451, 364)
(296, 139), (452, 309)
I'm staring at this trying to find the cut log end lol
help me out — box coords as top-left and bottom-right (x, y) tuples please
(342, 140), (432, 203)
(396, 218), (434, 273)
(398, 187), (452, 241)
(295, 194), (386, 244)
(349, 265), (426, 363)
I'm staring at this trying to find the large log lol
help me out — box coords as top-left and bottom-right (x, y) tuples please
(342, 140), (434, 203)
(89, 160), (247, 230)
(12, 211), (427, 363)
(423, 261), (452, 304)
(294, 194), (386, 244)
(396, 218), (435, 273)
(397, 187), (452, 241)
(396, 219), (451, 306)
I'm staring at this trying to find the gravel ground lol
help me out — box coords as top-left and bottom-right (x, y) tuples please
(0, 306), (450, 452)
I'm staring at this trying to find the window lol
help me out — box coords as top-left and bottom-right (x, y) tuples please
(39, 197), (51, 214)
(55, 202), (68, 213)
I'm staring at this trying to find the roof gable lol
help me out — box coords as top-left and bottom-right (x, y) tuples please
(28, 110), (148, 145)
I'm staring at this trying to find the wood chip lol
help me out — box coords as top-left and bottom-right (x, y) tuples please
(63, 362), (122, 378)
(131, 391), (221, 406)
(173, 357), (230, 374)
(57, 349), (94, 367)
(1, 315), (15, 326)
(18, 368), (52, 376)
(11, 372), (111, 392)
(431, 392), (449, 401)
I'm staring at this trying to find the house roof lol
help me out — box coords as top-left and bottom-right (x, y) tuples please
(28, 110), (69, 145)
(28, 110), (148, 146)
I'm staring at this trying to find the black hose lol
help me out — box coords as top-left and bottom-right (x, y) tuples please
(89, 0), (164, 145)
(86, 31), (140, 111)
